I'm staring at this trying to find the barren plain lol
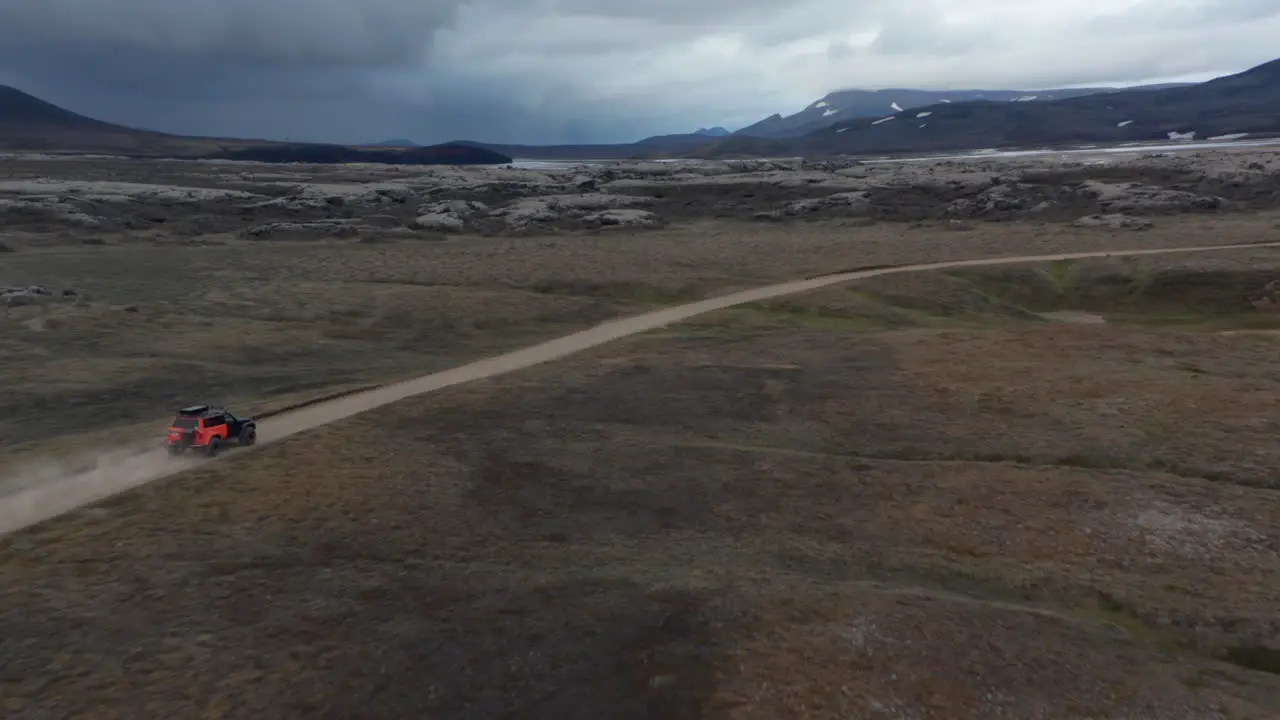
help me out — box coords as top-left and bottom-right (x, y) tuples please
(4, 145), (1280, 718)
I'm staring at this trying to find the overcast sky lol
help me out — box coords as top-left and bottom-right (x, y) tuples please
(1, 0), (1278, 145)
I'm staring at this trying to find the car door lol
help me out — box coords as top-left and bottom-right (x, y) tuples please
(203, 413), (227, 440)
(223, 411), (242, 436)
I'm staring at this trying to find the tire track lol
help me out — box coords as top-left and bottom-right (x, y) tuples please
(3, 239), (1278, 537)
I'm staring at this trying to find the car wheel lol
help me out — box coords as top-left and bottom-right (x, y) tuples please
(206, 437), (220, 457)
(240, 428), (256, 446)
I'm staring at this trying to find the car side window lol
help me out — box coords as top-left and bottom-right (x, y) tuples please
(204, 414), (225, 427)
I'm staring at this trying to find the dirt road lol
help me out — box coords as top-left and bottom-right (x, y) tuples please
(3, 240), (1279, 537)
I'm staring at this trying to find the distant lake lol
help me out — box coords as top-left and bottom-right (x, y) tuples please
(504, 136), (1280, 171)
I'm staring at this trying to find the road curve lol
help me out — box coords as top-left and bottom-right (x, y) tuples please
(3, 240), (1279, 537)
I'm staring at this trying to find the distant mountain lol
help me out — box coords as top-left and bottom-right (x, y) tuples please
(0, 84), (124, 131)
(470, 82), (1202, 159)
(0, 83), (226, 155)
(9, 58), (1278, 165)
(733, 83), (1194, 138)
(449, 139), (648, 161)
(693, 57), (1280, 157)
(0, 85), (511, 165)
(620, 126), (733, 153)
(210, 143), (512, 166)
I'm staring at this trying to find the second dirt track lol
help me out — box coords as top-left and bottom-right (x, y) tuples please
(4, 239), (1278, 537)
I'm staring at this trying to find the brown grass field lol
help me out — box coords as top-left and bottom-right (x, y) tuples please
(5, 212), (1279, 459)
(3, 182), (1280, 717)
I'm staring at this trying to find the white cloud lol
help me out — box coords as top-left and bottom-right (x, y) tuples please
(422, 0), (1280, 135)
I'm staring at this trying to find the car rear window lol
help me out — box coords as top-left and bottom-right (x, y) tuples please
(172, 417), (198, 429)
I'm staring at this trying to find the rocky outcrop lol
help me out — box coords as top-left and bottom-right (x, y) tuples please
(411, 213), (465, 232)
(410, 200), (489, 233)
(1253, 279), (1280, 311)
(491, 193), (653, 231)
(2, 284), (84, 309)
(1076, 180), (1226, 213)
(786, 191), (872, 215)
(1, 142), (1276, 240)
(0, 198), (105, 227)
(0, 179), (261, 203)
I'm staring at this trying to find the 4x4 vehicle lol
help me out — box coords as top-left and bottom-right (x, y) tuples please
(165, 405), (257, 456)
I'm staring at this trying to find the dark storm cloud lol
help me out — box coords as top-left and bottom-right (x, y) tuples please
(1, 1), (1278, 145)
(0, 0), (463, 65)
(0, 0), (486, 141)
(536, 0), (789, 26)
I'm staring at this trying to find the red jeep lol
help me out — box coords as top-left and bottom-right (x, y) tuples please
(166, 405), (257, 456)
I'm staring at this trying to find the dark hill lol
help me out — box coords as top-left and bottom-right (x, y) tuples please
(0, 84), (218, 155)
(359, 138), (421, 147)
(0, 85), (130, 131)
(693, 57), (1280, 157)
(0, 86), (511, 165)
(448, 140), (647, 161)
(210, 142), (512, 166)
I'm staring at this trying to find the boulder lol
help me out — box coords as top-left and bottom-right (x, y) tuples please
(1254, 279), (1280, 311)
(582, 209), (661, 228)
(4, 292), (52, 308)
(1073, 213), (1154, 230)
(946, 183), (1032, 215)
(411, 213), (465, 232)
(783, 191), (872, 216)
(416, 200), (488, 217)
